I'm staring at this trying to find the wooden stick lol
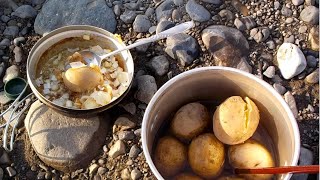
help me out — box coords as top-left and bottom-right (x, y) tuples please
(235, 165), (320, 174)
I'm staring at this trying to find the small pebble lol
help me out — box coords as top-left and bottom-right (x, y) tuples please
(273, 83), (286, 95)
(131, 169), (142, 180)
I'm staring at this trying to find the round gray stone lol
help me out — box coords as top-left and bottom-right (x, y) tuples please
(34, 0), (116, 35)
(300, 6), (319, 25)
(3, 26), (19, 37)
(135, 75), (157, 104)
(165, 33), (200, 67)
(306, 56), (318, 67)
(147, 55), (169, 76)
(12, 5), (37, 18)
(186, 0), (211, 22)
(156, 20), (175, 34)
(133, 15), (151, 33)
(24, 101), (109, 172)
(120, 10), (137, 24)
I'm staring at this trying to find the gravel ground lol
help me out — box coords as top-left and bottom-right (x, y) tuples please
(0, 0), (319, 179)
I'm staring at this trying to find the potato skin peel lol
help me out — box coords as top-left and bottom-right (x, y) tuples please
(154, 136), (188, 177)
(171, 102), (210, 141)
(228, 139), (275, 180)
(188, 133), (225, 179)
(213, 96), (260, 145)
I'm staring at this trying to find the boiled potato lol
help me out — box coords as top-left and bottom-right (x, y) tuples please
(213, 96), (260, 145)
(154, 136), (187, 177)
(171, 102), (210, 141)
(63, 66), (103, 92)
(228, 139), (275, 180)
(174, 173), (203, 180)
(217, 176), (245, 180)
(188, 133), (225, 178)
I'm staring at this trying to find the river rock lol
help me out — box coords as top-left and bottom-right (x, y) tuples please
(12, 5), (37, 18)
(156, 20), (175, 34)
(13, 46), (23, 63)
(305, 68), (319, 84)
(135, 75), (157, 104)
(165, 33), (199, 66)
(292, 0), (304, 5)
(276, 43), (307, 79)
(292, 147), (314, 180)
(263, 66), (275, 78)
(34, 0), (116, 35)
(131, 169), (142, 180)
(300, 6), (319, 25)
(3, 26), (19, 37)
(114, 116), (136, 132)
(120, 10), (137, 24)
(200, 0), (221, 4)
(309, 27), (319, 51)
(284, 91), (298, 118)
(202, 25), (251, 72)
(250, 27), (270, 43)
(186, 0), (211, 22)
(108, 140), (126, 158)
(0, 38), (10, 49)
(24, 101), (109, 172)
(3, 65), (19, 83)
(147, 55), (169, 76)
(306, 55), (318, 68)
(273, 83), (286, 95)
(133, 15), (151, 33)
(156, 0), (174, 21)
(0, 0), (18, 10)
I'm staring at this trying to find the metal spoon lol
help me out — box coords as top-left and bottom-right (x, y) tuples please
(68, 21), (194, 69)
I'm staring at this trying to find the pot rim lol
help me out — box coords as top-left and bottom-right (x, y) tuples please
(141, 66), (300, 180)
(26, 25), (134, 116)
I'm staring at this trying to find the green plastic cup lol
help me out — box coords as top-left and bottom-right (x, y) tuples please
(4, 77), (27, 100)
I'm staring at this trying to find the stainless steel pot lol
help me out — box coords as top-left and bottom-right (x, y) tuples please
(142, 67), (300, 180)
(27, 25), (134, 117)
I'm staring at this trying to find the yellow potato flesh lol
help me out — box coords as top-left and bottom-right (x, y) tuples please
(228, 139), (275, 180)
(213, 96), (260, 145)
(63, 66), (103, 93)
(188, 133), (225, 179)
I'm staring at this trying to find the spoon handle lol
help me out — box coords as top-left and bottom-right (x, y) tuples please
(235, 165), (320, 174)
(100, 21), (194, 60)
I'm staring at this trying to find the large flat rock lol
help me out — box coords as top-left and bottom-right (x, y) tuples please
(34, 0), (116, 35)
(25, 101), (109, 172)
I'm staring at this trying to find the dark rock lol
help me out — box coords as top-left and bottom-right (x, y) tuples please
(6, 167), (16, 177)
(129, 145), (141, 158)
(165, 33), (199, 67)
(133, 15), (151, 32)
(34, 0), (116, 35)
(156, 0), (174, 21)
(12, 5), (37, 18)
(147, 55), (169, 76)
(156, 20), (175, 34)
(3, 26), (19, 37)
(120, 10), (137, 24)
(135, 75), (157, 104)
(186, 0), (211, 22)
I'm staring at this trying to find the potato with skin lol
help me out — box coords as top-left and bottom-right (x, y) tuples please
(217, 176), (245, 180)
(154, 136), (187, 177)
(213, 96), (260, 145)
(228, 139), (275, 180)
(188, 133), (225, 178)
(171, 102), (210, 141)
(174, 173), (203, 180)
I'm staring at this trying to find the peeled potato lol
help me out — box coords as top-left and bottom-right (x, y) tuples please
(213, 96), (260, 145)
(171, 102), (210, 141)
(174, 173), (203, 180)
(63, 66), (103, 92)
(188, 133), (225, 178)
(154, 136), (187, 177)
(228, 139), (275, 180)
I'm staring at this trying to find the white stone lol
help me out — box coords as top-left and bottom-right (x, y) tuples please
(108, 140), (126, 158)
(3, 65), (19, 83)
(276, 43), (306, 79)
